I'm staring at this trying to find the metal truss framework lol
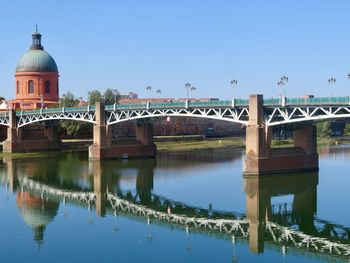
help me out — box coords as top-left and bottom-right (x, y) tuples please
(106, 107), (249, 125)
(265, 105), (350, 126)
(2, 102), (350, 128)
(18, 177), (350, 258)
(16, 111), (96, 128)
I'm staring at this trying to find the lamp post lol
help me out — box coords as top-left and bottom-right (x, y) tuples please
(278, 75), (288, 98)
(113, 89), (118, 104)
(328, 77), (336, 97)
(190, 86), (196, 98)
(230, 79), (238, 99)
(156, 89), (161, 97)
(40, 95), (44, 109)
(185, 83), (191, 99)
(146, 86), (152, 100)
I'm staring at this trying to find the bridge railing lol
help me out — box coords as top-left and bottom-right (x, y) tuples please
(263, 96), (350, 106)
(9, 96), (350, 117)
(286, 96), (350, 105)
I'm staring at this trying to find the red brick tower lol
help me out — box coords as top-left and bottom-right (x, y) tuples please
(13, 27), (59, 110)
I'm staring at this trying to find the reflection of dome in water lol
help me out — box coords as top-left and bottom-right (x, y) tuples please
(16, 192), (59, 244)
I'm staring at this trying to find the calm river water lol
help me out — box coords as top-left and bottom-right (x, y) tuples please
(0, 145), (350, 263)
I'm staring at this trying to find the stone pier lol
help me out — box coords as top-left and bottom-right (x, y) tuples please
(3, 109), (59, 153)
(244, 94), (319, 174)
(89, 102), (156, 160)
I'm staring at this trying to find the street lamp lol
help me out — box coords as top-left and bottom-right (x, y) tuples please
(156, 89), (161, 97)
(230, 79), (238, 99)
(328, 77), (336, 97)
(40, 95), (44, 109)
(278, 75), (288, 98)
(146, 86), (152, 100)
(191, 86), (196, 99)
(185, 83), (191, 99)
(113, 89), (118, 104)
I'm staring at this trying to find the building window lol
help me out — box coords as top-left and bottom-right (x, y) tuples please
(28, 80), (34, 94)
(16, 81), (20, 94)
(45, 80), (50, 94)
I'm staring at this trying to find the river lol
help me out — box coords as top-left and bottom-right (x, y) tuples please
(0, 145), (349, 262)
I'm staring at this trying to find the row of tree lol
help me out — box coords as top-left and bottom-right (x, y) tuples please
(59, 89), (120, 137)
(317, 121), (350, 138)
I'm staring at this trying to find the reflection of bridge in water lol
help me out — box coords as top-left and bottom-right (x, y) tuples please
(3, 158), (348, 261)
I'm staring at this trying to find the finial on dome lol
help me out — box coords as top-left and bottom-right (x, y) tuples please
(30, 26), (43, 50)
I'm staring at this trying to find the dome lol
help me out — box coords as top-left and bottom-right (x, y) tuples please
(16, 49), (58, 73)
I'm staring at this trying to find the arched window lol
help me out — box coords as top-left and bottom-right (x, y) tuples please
(16, 81), (20, 94)
(45, 80), (50, 94)
(28, 80), (34, 94)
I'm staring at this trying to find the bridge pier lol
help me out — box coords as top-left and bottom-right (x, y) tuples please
(244, 94), (319, 174)
(3, 109), (59, 153)
(89, 102), (156, 160)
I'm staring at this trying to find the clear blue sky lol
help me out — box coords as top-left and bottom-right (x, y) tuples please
(1, 0), (350, 100)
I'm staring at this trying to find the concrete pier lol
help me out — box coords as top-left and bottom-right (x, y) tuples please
(3, 109), (59, 153)
(89, 102), (156, 160)
(244, 94), (319, 174)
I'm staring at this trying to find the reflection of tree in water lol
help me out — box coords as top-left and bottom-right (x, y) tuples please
(16, 191), (59, 246)
(156, 148), (242, 168)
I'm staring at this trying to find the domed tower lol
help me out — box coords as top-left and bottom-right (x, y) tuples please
(14, 28), (59, 110)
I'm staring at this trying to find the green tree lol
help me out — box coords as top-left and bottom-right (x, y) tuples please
(59, 92), (91, 138)
(104, 88), (120, 105)
(88, 90), (102, 105)
(317, 121), (331, 138)
(0, 96), (5, 101)
(343, 123), (350, 136)
(59, 92), (79, 107)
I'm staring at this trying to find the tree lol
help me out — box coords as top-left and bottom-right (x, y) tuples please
(59, 92), (79, 107)
(104, 88), (120, 105)
(88, 90), (102, 105)
(317, 121), (331, 138)
(343, 123), (350, 136)
(59, 92), (91, 138)
(0, 96), (5, 101)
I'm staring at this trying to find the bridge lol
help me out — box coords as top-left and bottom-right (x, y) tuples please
(14, 176), (350, 260)
(2, 95), (350, 173)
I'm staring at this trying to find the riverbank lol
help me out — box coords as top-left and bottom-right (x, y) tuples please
(1, 136), (350, 159)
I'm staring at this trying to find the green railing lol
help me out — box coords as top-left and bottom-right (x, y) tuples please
(286, 96), (350, 105)
(9, 96), (350, 117)
(263, 98), (281, 105)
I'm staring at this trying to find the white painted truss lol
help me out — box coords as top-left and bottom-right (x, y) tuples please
(0, 113), (9, 127)
(265, 105), (350, 126)
(18, 177), (350, 258)
(3, 102), (350, 128)
(106, 107), (249, 125)
(17, 111), (96, 128)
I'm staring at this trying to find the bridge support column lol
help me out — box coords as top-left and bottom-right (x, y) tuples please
(89, 103), (156, 159)
(3, 109), (59, 153)
(3, 109), (19, 153)
(244, 94), (319, 174)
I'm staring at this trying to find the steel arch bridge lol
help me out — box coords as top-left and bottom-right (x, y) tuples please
(1, 96), (350, 128)
(17, 176), (350, 259)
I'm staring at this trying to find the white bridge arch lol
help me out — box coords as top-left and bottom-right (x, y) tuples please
(1, 96), (350, 128)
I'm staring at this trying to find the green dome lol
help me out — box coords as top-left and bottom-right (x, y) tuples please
(16, 49), (58, 73)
